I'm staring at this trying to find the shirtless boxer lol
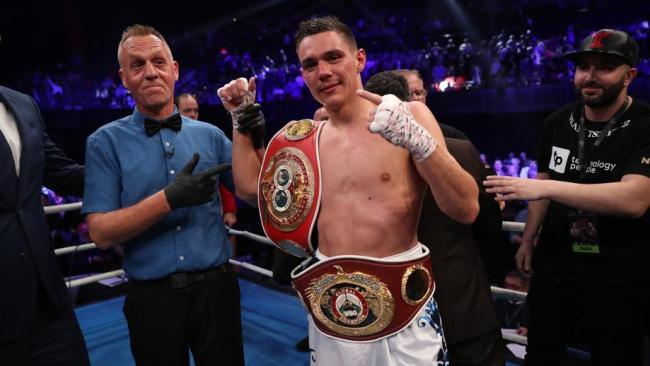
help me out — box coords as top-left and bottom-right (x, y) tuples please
(219, 16), (478, 366)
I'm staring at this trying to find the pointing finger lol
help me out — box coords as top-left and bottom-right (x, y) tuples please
(199, 164), (232, 180)
(356, 89), (382, 105)
(181, 153), (200, 175)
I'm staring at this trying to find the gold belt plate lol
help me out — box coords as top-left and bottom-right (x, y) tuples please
(260, 147), (315, 231)
(306, 265), (395, 337)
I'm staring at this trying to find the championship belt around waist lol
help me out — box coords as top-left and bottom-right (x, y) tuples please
(290, 245), (435, 342)
(258, 119), (323, 258)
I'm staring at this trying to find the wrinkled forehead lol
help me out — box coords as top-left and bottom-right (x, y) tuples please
(405, 74), (423, 88)
(179, 95), (198, 107)
(119, 35), (172, 64)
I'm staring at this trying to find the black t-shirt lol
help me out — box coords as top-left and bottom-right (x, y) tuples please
(536, 98), (650, 286)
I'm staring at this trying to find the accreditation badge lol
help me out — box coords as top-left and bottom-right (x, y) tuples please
(567, 210), (600, 254)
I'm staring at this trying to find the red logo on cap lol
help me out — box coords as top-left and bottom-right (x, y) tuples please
(590, 30), (613, 49)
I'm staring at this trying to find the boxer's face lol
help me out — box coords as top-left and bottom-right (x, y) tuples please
(298, 31), (365, 110)
(119, 35), (179, 115)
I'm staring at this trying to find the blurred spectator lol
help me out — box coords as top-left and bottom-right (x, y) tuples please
(495, 270), (530, 336)
(7, 10), (648, 110)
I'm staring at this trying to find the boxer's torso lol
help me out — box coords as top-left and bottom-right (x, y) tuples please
(316, 119), (425, 257)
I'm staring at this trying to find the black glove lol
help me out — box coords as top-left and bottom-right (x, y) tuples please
(164, 153), (231, 210)
(236, 103), (266, 149)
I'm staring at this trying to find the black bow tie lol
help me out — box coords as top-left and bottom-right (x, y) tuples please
(144, 113), (182, 136)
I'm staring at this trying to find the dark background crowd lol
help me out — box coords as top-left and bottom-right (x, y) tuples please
(2, 1), (649, 361)
(3, 1), (649, 111)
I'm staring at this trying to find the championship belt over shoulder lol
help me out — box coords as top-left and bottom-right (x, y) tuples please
(258, 119), (324, 257)
(291, 245), (435, 343)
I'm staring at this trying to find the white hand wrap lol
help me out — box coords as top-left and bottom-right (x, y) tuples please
(217, 77), (255, 130)
(370, 94), (437, 161)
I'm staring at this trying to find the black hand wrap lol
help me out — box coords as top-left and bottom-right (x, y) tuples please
(236, 103), (266, 149)
(164, 153), (231, 210)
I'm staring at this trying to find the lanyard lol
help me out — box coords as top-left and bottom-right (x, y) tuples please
(577, 97), (629, 181)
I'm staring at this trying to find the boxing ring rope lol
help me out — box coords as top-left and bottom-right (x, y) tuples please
(502, 221), (525, 233)
(44, 201), (84, 214)
(227, 228), (277, 247)
(67, 269), (126, 288)
(47, 202), (528, 237)
(46, 203), (529, 345)
(55, 243), (99, 256)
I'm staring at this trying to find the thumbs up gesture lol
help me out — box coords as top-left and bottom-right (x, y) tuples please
(218, 77), (258, 131)
(356, 90), (437, 161)
(218, 77), (256, 112)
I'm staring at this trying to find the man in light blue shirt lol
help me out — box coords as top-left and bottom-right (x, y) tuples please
(82, 24), (243, 365)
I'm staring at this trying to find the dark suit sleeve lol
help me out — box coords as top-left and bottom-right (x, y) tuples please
(444, 138), (507, 283)
(443, 139), (502, 233)
(463, 141), (502, 234)
(31, 97), (85, 196)
(439, 123), (469, 140)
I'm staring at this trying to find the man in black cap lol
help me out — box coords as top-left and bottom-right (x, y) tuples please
(484, 29), (650, 365)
